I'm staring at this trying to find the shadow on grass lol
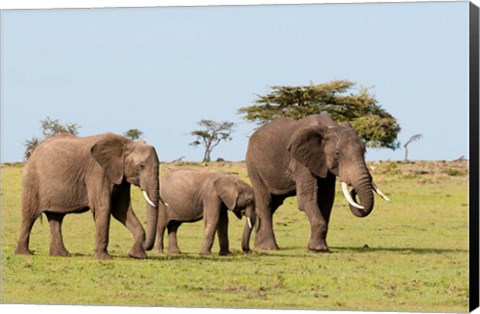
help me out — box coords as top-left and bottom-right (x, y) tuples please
(145, 251), (258, 262)
(331, 246), (467, 254)
(124, 246), (468, 261)
(18, 246), (465, 261)
(278, 245), (467, 255)
(7, 251), (253, 261)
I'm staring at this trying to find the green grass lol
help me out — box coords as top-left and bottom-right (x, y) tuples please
(0, 161), (470, 312)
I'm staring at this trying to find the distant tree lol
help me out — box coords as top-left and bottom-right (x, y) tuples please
(24, 116), (80, 160)
(238, 80), (401, 150)
(190, 120), (234, 162)
(124, 129), (143, 141)
(403, 134), (423, 162)
(39, 117), (79, 138)
(24, 137), (41, 162)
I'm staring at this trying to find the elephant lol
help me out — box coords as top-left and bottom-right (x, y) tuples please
(154, 169), (256, 256)
(15, 132), (165, 260)
(245, 113), (389, 252)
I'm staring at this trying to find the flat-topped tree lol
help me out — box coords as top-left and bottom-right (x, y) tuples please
(124, 129), (144, 141)
(238, 80), (401, 150)
(190, 119), (235, 162)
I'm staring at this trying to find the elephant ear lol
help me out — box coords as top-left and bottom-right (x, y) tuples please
(213, 176), (239, 211)
(90, 135), (127, 185)
(287, 126), (328, 178)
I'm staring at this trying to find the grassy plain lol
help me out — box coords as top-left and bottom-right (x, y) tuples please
(0, 160), (470, 312)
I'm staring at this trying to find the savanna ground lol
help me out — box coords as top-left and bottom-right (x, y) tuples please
(0, 160), (470, 312)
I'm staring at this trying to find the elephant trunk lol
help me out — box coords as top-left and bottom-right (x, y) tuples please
(241, 206), (256, 253)
(143, 184), (160, 251)
(348, 176), (374, 218)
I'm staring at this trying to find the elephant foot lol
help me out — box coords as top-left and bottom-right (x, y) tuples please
(15, 246), (32, 255)
(219, 250), (231, 256)
(49, 248), (71, 257)
(199, 250), (212, 256)
(94, 250), (113, 260)
(254, 239), (280, 250)
(168, 247), (182, 255)
(255, 244), (279, 250)
(128, 248), (148, 259)
(154, 243), (164, 254)
(307, 242), (330, 253)
(254, 234), (280, 250)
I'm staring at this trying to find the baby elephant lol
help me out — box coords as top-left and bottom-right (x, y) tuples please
(154, 169), (256, 256)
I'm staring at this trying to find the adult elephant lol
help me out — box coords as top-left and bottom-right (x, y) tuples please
(15, 132), (164, 260)
(245, 113), (389, 252)
(154, 169), (256, 256)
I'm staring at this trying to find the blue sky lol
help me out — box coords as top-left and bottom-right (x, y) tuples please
(0, 1), (470, 162)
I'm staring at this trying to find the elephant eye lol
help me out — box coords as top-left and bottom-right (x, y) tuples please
(334, 151), (341, 159)
(139, 164), (145, 170)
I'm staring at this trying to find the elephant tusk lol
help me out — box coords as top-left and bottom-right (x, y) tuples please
(247, 217), (253, 229)
(159, 195), (169, 207)
(142, 190), (157, 208)
(372, 182), (390, 201)
(341, 182), (364, 210)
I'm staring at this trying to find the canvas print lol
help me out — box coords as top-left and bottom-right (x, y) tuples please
(0, 1), (477, 313)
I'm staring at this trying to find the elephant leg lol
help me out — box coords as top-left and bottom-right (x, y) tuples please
(303, 203), (329, 252)
(217, 208), (230, 256)
(200, 211), (220, 256)
(93, 207), (112, 260)
(110, 183), (147, 259)
(45, 212), (71, 257)
(154, 210), (168, 254)
(167, 221), (182, 255)
(316, 173), (336, 238)
(254, 190), (282, 250)
(15, 212), (38, 255)
(111, 204), (147, 259)
(15, 182), (40, 255)
(297, 175), (333, 253)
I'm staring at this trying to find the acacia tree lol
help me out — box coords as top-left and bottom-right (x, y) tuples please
(124, 129), (143, 141)
(403, 134), (423, 162)
(238, 80), (401, 150)
(24, 117), (80, 160)
(190, 119), (234, 162)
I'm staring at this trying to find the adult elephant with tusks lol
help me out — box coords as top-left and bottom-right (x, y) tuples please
(245, 113), (389, 252)
(15, 132), (167, 260)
